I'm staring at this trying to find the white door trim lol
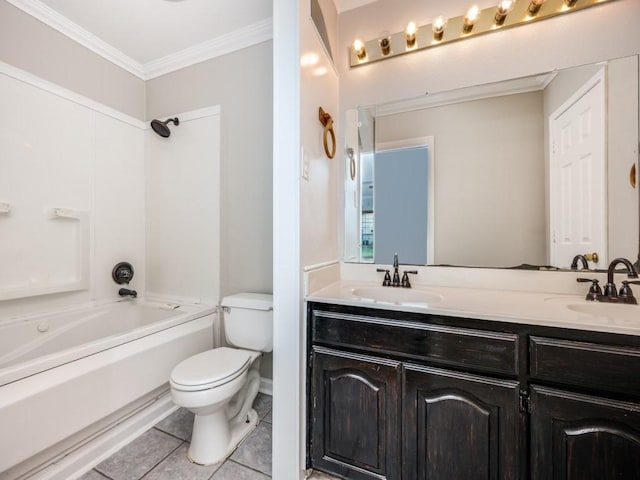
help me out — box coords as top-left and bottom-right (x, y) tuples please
(376, 136), (436, 265)
(548, 68), (607, 267)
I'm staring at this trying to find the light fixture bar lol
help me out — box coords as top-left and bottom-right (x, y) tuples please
(349, 0), (616, 67)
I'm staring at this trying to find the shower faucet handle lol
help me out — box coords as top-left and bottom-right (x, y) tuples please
(112, 262), (134, 285)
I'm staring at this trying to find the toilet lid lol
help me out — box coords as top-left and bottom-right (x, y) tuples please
(170, 347), (252, 391)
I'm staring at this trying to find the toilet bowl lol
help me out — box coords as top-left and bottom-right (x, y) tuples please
(169, 293), (272, 465)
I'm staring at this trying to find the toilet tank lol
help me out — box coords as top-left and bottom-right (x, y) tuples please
(221, 293), (273, 352)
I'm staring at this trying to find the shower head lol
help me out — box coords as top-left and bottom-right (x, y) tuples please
(150, 117), (179, 138)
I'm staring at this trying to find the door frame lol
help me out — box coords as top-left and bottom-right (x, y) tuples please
(548, 68), (607, 267)
(375, 136), (436, 265)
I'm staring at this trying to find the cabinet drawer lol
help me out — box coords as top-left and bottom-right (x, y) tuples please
(311, 310), (519, 376)
(530, 336), (640, 396)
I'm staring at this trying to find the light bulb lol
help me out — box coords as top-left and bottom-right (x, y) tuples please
(353, 39), (366, 60)
(432, 16), (448, 41)
(463, 5), (480, 33)
(405, 22), (417, 48)
(494, 0), (514, 25)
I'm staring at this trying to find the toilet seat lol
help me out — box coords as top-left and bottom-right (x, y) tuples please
(170, 347), (253, 392)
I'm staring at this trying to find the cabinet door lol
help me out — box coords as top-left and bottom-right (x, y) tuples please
(403, 363), (523, 480)
(530, 385), (640, 480)
(310, 346), (401, 480)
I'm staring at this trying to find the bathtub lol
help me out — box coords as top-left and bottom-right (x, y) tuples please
(0, 298), (216, 476)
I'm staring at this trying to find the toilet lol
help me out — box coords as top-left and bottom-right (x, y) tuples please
(169, 292), (273, 465)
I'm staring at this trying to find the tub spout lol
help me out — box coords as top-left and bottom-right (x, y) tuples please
(118, 288), (137, 298)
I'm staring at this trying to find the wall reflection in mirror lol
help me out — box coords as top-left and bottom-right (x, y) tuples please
(344, 55), (639, 270)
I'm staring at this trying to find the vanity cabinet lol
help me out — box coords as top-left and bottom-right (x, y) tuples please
(530, 386), (640, 479)
(307, 302), (640, 480)
(528, 336), (640, 479)
(309, 347), (401, 480)
(403, 363), (523, 479)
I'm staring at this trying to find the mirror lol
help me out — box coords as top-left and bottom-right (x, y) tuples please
(344, 55), (639, 270)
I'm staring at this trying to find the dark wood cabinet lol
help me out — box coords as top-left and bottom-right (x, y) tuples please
(530, 385), (640, 480)
(309, 346), (401, 479)
(403, 363), (524, 480)
(306, 302), (640, 480)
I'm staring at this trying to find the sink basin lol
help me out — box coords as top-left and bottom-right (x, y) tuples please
(566, 302), (640, 323)
(351, 286), (442, 305)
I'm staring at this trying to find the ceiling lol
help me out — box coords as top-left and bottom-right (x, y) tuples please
(7, 0), (273, 79)
(7, 0), (382, 79)
(333, 0), (378, 13)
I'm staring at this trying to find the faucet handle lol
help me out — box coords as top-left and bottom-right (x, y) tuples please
(401, 270), (418, 288)
(577, 277), (602, 301)
(619, 280), (640, 303)
(376, 268), (392, 286)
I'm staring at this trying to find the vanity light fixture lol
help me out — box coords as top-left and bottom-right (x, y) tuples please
(432, 16), (448, 41)
(463, 5), (481, 33)
(495, 0), (515, 25)
(353, 39), (366, 61)
(405, 22), (417, 49)
(528, 0), (547, 15)
(348, 0), (616, 68)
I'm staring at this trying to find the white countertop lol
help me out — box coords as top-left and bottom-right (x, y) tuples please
(306, 280), (640, 337)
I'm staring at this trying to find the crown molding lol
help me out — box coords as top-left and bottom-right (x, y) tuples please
(7, 0), (273, 81)
(143, 17), (273, 80)
(375, 72), (558, 117)
(6, 0), (146, 78)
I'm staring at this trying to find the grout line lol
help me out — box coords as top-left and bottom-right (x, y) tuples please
(226, 459), (272, 478)
(152, 425), (192, 443)
(90, 469), (115, 480)
(138, 440), (185, 479)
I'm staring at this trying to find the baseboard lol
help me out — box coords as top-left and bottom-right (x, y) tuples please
(259, 377), (273, 396)
(26, 393), (178, 480)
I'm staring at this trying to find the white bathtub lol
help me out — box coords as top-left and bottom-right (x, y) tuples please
(0, 299), (216, 476)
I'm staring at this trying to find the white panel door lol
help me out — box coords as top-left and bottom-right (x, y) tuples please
(550, 70), (607, 268)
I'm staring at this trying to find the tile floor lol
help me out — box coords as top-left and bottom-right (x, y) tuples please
(78, 394), (337, 480)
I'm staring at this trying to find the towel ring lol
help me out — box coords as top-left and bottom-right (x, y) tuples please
(318, 107), (336, 159)
(347, 147), (356, 180)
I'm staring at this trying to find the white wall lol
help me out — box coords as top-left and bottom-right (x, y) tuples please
(607, 56), (639, 262)
(0, 67), (146, 320)
(376, 92), (546, 267)
(0, 1), (145, 120)
(145, 43), (274, 379)
(300, 24), (340, 270)
(0, 6), (274, 313)
(145, 108), (221, 303)
(145, 42), (273, 300)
